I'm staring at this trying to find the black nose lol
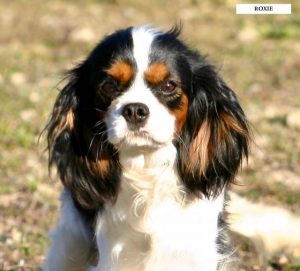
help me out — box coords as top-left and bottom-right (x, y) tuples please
(122, 103), (149, 127)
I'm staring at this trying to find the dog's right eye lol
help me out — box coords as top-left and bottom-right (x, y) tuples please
(101, 82), (118, 95)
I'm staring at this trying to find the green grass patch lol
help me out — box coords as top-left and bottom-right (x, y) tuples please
(25, 179), (39, 193)
(260, 15), (300, 40)
(0, 184), (14, 195)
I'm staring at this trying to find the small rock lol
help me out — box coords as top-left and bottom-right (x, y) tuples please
(287, 109), (300, 129)
(278, 254), (288, 265)
(238, 26), (259, 42)
(70, 27), (96, 43)
(264, 105), (278, 118)
(11, 227), (22, 243)
(20, 109), (36, 122)
(10, 72), (27, 86)
(19, 259), (25, 266)
(29, 91), (40, 103)
(5, 237), (13, 246)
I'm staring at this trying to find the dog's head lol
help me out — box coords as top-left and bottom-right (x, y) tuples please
(46, 25), (250, 211)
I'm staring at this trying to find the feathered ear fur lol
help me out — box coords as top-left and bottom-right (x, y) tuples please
(45, 65), (120, 217)
(177, 63), (250, 198)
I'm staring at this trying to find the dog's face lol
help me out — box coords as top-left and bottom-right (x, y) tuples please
(91, 27), (190, 150)
(46, 26), (249, 212)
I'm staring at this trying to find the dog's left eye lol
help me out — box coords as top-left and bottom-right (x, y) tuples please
(160, 80), (177, 94)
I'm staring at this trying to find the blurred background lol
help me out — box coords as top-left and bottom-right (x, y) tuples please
(0, 0), (299, 270)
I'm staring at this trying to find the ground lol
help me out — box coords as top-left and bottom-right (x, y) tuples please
(0, 0), (300, 270)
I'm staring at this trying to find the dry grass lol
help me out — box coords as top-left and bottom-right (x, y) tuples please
(0, 0), (299, 270)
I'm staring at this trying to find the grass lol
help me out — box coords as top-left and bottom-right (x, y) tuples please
(259, 14), (300, 40)
(0, 0), (299, 270)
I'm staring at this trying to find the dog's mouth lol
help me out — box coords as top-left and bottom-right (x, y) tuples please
(130, 130), (149, 137)
(116, 130), (167, 150)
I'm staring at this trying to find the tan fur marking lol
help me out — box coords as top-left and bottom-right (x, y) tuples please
(172, 93), (189, 133)
(107, 61), (133, 85)
(188, 119), (212, 175)
(218, 112), (248, 141)
(65, 109), (74, 129)
(53, 108), (74, 134)
(83, 131), (111, 177)
(187, 112), (248, 176)
(78, 154), (110, 178)
(145, 63), (170, 84)
(91, 158), (110, 177)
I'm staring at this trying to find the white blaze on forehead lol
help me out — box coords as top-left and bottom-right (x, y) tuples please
(131, 26), (160, 72)
(105, 26), (175, 147)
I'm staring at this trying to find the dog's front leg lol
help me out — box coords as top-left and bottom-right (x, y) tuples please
(44, 190), (95, 271)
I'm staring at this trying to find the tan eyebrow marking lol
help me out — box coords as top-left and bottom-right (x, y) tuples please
(107, 61), (134, 85)
(145, 63), (170, 84)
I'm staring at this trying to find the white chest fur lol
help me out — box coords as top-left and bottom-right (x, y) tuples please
(95, 144), (225, 271)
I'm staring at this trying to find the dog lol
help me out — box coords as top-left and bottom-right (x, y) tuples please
(44, 25), (250, 271)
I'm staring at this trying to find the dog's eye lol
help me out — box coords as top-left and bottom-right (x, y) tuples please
(160, 80), (177, 94)
(101, 82), (118, 94)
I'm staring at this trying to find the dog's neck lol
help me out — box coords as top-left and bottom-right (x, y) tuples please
(117, 143), (184, 220)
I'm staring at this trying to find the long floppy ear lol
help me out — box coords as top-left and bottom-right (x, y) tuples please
(177, 63), (250, 198)
(46, 65), (120, 216)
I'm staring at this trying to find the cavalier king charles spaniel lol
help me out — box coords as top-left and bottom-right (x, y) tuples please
(44, 25), (250, 271)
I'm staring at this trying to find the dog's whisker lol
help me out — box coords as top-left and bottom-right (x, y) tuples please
(93, 120), (106, 129)
(94, 107), (106, 113)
